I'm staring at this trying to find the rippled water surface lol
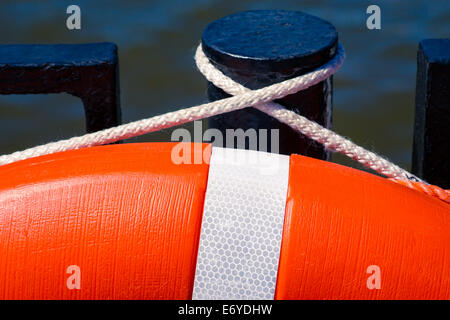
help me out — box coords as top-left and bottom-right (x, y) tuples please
(0, 0), (448, 171)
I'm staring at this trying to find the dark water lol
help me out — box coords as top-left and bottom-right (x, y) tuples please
(0, 0), (448, 171)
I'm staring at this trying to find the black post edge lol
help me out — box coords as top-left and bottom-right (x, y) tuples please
(201, 10), (338, 159)
(412, 39), (450, 188)
(0, 42), (121, 133)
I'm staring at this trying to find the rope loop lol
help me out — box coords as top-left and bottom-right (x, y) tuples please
(0, 42), (448, 202)
(195, 43), (421, 182)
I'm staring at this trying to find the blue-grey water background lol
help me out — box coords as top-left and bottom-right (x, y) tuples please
(0, 0), (448, 171)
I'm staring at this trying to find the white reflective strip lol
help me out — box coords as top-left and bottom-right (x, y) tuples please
(192, 147), (290, 300)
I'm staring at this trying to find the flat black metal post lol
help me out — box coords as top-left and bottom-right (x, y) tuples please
(412, 39), (450, 188)
(201, 10), (338, 159)
(0, 42), (121, 133)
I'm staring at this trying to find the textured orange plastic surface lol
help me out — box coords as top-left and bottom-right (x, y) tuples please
(1, 143), (449, 300)
(275, 154), (450, 299)
(0, 143), (211, 299)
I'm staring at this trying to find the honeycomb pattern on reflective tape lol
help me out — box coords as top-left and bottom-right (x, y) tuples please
(192, 147), (290, 300)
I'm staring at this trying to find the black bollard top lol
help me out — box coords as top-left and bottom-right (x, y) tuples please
(201, 10), (338, 81)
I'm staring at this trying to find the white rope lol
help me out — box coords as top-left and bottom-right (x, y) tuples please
(0, 43), (423, 182)
(195, 44), (422, 182)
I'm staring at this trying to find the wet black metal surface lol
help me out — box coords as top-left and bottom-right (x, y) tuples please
(202, 10), (338, 159)
(412, 39), (450, 188)
(0, 42), (121, 133)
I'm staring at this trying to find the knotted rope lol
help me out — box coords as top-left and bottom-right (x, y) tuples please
(0, 43), (448, 202)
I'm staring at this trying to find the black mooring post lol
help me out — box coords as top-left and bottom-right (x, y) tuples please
(0, 42), (121, 133)
(201, 10), (338, 159)
(412, 39), (450, 188)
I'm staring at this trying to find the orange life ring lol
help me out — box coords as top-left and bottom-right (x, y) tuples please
(0, 142), (448, 299)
